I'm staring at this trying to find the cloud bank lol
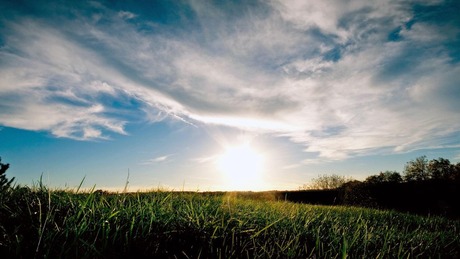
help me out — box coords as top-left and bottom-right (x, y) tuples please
(0, 0), (459, 159)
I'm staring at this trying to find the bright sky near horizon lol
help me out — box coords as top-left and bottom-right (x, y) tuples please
(1, 0), (460, 191)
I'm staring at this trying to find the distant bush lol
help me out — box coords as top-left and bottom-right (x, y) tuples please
(403, 156), (430, 181)
(340, 180), (375, 207)
(365, 171), (402, 184)
(302, 174), (354, 190)
(338, 157), (460, 218)
(403, 156), (460, 182)
(0, 157), (15, 197)
(291, 157), (460, 218)
(428, 158), (460, 181)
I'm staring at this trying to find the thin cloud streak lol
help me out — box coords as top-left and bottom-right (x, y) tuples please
(141, 155), (174, 165)
(0, 0), (459, 160)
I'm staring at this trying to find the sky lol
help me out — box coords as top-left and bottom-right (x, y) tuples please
(1, 0), (459, 191)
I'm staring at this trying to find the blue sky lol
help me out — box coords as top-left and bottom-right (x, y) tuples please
(1, 0), (459, 191)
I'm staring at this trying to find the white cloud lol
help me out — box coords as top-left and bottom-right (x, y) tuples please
(269, 0), (411, 43)
(0, 19), (184, 140)
(191, 155), (218, 164)
(141, 155), (174, 165)
(118, 11), (137, 20)
(152, 156), (170, 162)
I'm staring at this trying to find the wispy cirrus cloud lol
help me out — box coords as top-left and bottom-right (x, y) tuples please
(141, 154), (174, 165)
(0, 16), (182, 140)
(0, 0), (459, 161)
(118, 11), (137, 20)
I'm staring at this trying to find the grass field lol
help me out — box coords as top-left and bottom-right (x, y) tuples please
(1, 187), (459, 258)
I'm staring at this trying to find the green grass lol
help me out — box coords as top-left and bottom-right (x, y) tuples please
(1, 187), (459, 258)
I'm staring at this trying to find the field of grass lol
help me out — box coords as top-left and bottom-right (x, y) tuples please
(1, 187), (459, 258)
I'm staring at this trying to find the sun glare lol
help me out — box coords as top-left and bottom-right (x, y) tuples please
(217, 144), (265, 191)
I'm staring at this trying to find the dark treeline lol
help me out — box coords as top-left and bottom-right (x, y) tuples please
(281, 156), (460, 218)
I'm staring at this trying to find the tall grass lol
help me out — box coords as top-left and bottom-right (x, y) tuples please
(1, 186), (459, 258)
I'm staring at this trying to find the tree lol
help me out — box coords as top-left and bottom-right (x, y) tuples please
(303, 174), (354, 190)
(365, 171), (402, 184)
(0, 157), (15, 194)
(403, 156), (429, 181)
(454, 163), (460, 182)
(427, 158), (454, 180)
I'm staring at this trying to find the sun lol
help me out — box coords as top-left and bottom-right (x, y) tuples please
(217, 144), (265, 191)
